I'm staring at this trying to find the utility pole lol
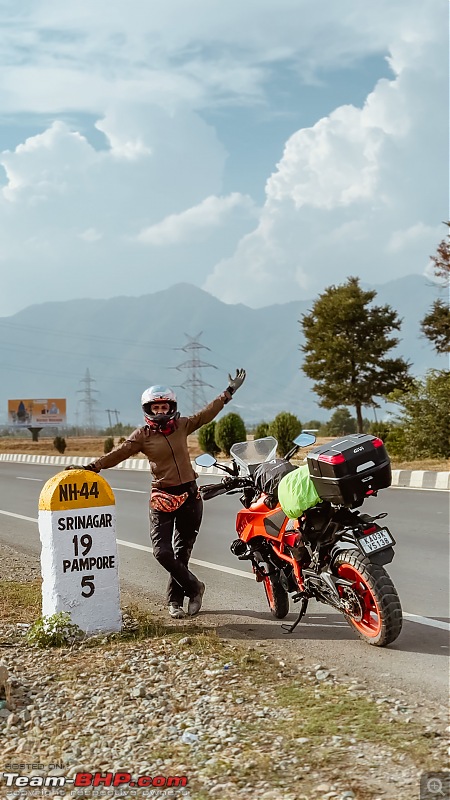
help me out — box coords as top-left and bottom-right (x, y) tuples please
(77, 368), (100, 430)
(173, 333), (217, 414)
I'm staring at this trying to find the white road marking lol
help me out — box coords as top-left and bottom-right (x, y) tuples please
(403, 613), (450, 631)
(0, 510), (38, 522)
(116, 539), (255, 578)
(0, 508), (448, 631)
(112, 488), (147, 494)
(16, 477), (43, 482)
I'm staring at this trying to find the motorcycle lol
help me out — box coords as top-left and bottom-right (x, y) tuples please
(196, 433), (403, 647)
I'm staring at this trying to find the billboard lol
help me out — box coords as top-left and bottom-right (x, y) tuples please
(8, 399), (67, 427)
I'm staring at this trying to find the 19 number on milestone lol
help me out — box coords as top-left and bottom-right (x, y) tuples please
(73, 534), (95, 597)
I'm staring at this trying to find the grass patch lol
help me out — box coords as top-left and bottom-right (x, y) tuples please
(0, 579), (42, 622)
(275, 683), (436, 766)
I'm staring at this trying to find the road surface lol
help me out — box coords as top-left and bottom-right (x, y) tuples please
(0, 462), (448, 704)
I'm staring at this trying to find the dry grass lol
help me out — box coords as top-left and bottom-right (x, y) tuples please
(0, 579), (42, 623)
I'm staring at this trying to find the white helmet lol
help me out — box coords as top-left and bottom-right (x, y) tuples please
(141, 385), (178, 427)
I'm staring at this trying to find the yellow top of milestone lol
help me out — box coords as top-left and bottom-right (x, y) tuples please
(39, 469), (115, 510)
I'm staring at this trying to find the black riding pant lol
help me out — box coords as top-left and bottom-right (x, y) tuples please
(150, 488), (203, 605)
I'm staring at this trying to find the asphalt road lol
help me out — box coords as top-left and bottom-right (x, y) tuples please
(0, 462), (449, 704)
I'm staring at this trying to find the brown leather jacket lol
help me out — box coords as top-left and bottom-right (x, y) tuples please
(89, 394), (228, 488)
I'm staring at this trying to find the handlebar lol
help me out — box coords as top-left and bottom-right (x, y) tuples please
(200, 483), (231, 500)
(200, 476), (253, 501)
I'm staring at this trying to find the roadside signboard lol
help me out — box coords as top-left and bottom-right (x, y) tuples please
(8, 398), (66, 427)
(38, 469), (122, 634)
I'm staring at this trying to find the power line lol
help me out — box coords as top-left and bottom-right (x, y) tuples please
(173, 333), (217, 414)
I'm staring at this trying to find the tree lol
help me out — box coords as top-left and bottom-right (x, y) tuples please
(326, 408), (357, 436)
(421, 300), (450, 354)
(420, 223), (450, 354)
(388, 370), (450, 459)
(215, 413), (247, 456)
(268, 412), (302, 457)
(198, 421), (220, 456)
(254, 422), (270, 440)
(429, 221), (450, 283)
(301, 276), (412, 432)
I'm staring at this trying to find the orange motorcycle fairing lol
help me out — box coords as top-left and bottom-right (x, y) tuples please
(236, 495), (305, 592)
(236, 495), (289, 542)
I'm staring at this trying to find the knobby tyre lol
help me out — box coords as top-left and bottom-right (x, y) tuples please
(334, 550), (402, 647)
(263, 574), (290, 619)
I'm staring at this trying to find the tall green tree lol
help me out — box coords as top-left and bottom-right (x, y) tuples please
(301, 277), (412, 432)
(420, 222), (450, 354)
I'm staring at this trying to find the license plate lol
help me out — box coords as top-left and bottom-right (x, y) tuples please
(358, 528), (394, 554)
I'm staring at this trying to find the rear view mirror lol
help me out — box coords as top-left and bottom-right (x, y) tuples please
(294, 432), (316, 448)
(195, 453), (217, 467)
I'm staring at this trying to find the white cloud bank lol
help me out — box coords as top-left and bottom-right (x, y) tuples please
(204, 2), (448, 304)
(0, 0), (447, 315)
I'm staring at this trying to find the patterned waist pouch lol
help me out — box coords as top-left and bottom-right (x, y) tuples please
(150, 482), (199, 513)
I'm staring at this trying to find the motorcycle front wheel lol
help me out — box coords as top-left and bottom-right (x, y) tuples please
(334, 550), (402, 647)
(263, 574), (290, 619)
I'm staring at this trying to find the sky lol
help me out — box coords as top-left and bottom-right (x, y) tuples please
(0, 0), (448, 317)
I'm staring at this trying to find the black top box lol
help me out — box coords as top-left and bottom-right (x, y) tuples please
(307, 434), (391, 506)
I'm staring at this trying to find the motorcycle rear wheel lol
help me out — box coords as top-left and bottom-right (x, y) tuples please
(263, 574), (290, 619)
(334, 550), (402, 647)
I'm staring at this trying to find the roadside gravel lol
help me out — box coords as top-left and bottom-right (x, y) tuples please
(0, 542), (448, 800)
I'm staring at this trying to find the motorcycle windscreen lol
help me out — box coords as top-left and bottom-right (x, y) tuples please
(230, 437), (278, 476)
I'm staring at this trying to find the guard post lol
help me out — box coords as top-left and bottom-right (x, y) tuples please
(38, 469), (122, 634)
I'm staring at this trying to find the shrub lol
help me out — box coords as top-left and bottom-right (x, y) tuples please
(254, 422), (270, 440)
(198, 421), (220, 456)
(104, 436), (115, 454)
(26, 612), (83, 648)
(268, 412), (302, 457)
(388, 369), (450, 459)
(215, 413), (247, 457)
(53, 436), (67, 454)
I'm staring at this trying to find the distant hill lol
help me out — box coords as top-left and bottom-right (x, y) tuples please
(0, 275), (446, 428)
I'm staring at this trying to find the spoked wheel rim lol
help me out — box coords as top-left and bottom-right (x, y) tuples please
(337, 562), (382, 638)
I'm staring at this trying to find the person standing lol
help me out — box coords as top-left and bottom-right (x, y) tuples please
(81, 369), (246, 618)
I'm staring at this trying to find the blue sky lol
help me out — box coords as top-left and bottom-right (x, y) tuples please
(0, 0), (447, 315)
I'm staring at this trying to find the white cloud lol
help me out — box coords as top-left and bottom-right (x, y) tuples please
(0, 0), (447, 315)
(137, 193), (256, 245)
(204, 1), (447, 305)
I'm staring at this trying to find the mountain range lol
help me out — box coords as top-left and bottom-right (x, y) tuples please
(0, 275), (446, 428)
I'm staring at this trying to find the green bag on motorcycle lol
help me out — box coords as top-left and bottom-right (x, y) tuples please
(278, 464), (322, 519)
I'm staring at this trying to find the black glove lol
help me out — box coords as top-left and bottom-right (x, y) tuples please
(225, 368), (246, 402)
